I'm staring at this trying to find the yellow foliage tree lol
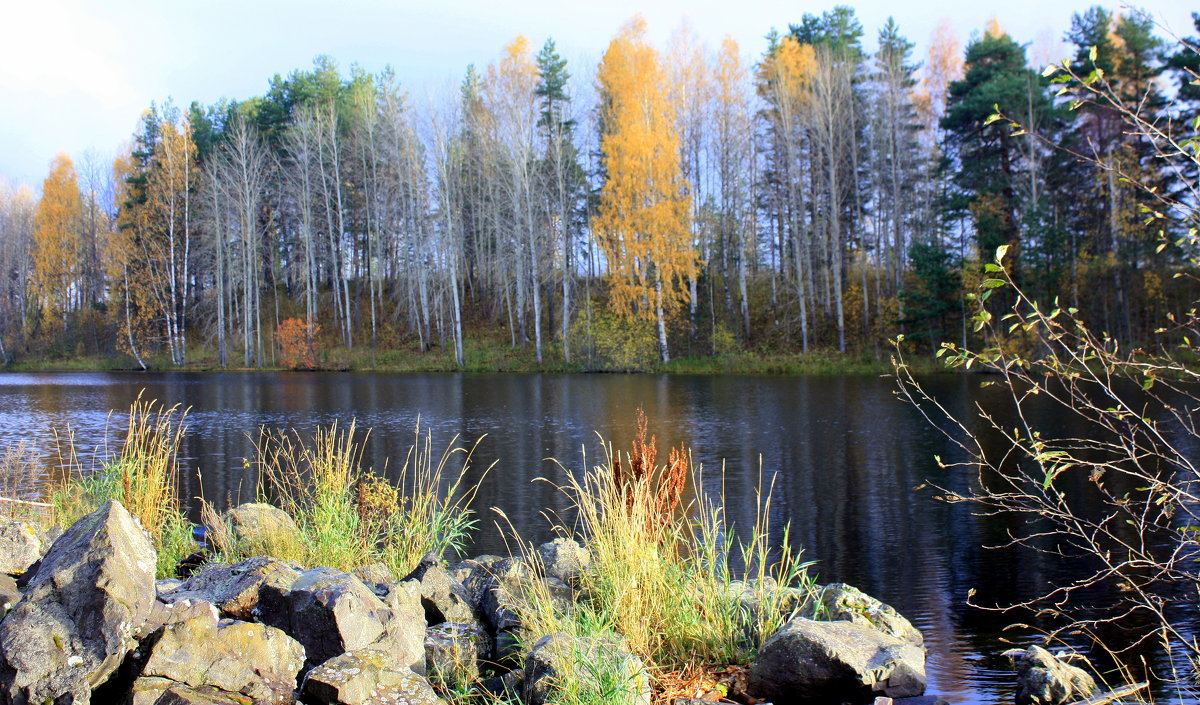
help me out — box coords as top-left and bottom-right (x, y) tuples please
(32, 152), (83, 326)
(594, 16), (696, 363)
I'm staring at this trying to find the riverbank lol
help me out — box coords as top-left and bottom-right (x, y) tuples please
(1, 342), (948, 376)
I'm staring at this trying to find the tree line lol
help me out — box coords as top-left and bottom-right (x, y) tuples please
(1, 6), (1197, 369)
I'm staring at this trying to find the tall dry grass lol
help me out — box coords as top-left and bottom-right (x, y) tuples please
(0, 443), (54, 523)
(512, 409), (815, 704)
(50, 396), (195, 577)
(243, 420), (487, 575)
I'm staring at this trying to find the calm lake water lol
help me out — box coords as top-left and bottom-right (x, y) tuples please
(0, 371), (1193, 704)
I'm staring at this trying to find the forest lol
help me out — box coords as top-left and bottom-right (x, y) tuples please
(0, 6), (1197, 371)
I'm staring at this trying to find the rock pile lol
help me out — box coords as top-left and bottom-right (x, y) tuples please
(0, 502), (941, 705)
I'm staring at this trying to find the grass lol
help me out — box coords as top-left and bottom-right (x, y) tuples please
(0, 443), (55, 523)
(48, 396), (196, 578)
(206, 419), (488, 577)
(502, 410), (816, 705)
(1, 329), (949, 376)
(2, 396), (487, 581)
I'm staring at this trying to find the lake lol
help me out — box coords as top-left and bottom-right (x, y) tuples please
(0, 371), (1190, 704)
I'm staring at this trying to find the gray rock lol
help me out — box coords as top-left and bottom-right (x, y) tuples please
(354, 562), (397, 588)
(0, 499), (157, 705)
(415, 562), (482, 627)
(0, 574), (19, 619)
(223, 502), (300, 552)
(537, 538), (592, 584)
(162, 555), (301, 621)
(468, 558), (574, 634)
(0, 522), (45, 576)
(137, 609), (304, 703)
(1007, 646), (1097, 705)
(156, 578), (185, 594)
(748, 617), (927, 704)
(800, 583), (924, 647)
(523, 632), (651, 705)
(479, 669), (524, 700)
(259, 567), (425, 674)
(468, 557), (527, 632)
(127, 676), (251, 705)
(303, 648), (447, 705)
(425, 621), (490, 686)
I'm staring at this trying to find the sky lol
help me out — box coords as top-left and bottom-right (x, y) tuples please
(1, 0), (1194, 188)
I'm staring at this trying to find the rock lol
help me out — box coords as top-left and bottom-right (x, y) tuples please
(747, 617), (927, 704)
(414, 562), (482, 627)
(259, 567), (425, 674)
(354, 562), (397, 589)
(468, 557), (527, 632)
(156, 578), (185, 594)
(479, 669), (524, 700)
(136, 609), (304, 703)
(303, 648), (447, 705)
(537, 538), (591, 584)
(0, 574), (19, 619)
(1007, 646), (1097, 705)
(523, 632), (651, 705)
(401, 551), (443, 582)
(425, 621), (489, 685)
(468, 557), (573, 634)
(0, 521), (45, 576)
(223, 502), (300, 553)
(162, 555), (302, 621)
(127, 676), (251, 705)
(800, 583), (924, 647)
(0, 499), (157, 705)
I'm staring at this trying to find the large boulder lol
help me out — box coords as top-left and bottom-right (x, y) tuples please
(523, 632), (651, 705)
(0, 522), (45, 576)
(259, 567), (425, 674)
(0, 500), (157, 705)
(161, 555), (302, 621)
(1007, 646), (1098, 705)
(536, 538), (591, 585)
(135, 608), (304, 703)
(747, 617), (926, 704)
(302, 649), (447, 705)
(222, 503), (301, 554)
(799, 583), (924, 647)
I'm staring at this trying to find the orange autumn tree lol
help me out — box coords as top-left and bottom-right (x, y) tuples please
(31, 152), (84, 328)
(594, 16), (696, 363)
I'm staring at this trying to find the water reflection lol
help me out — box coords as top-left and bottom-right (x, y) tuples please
(0, 371), (1194, 705)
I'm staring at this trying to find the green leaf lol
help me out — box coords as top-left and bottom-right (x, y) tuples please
(983, 278), (1007, 289)
(984, 263), (1004, 273)
(984, 113), (1002, 126)
(1041, 64), (1059, 77)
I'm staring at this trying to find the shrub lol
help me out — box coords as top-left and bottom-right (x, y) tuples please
(276, 317), (320, 369)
